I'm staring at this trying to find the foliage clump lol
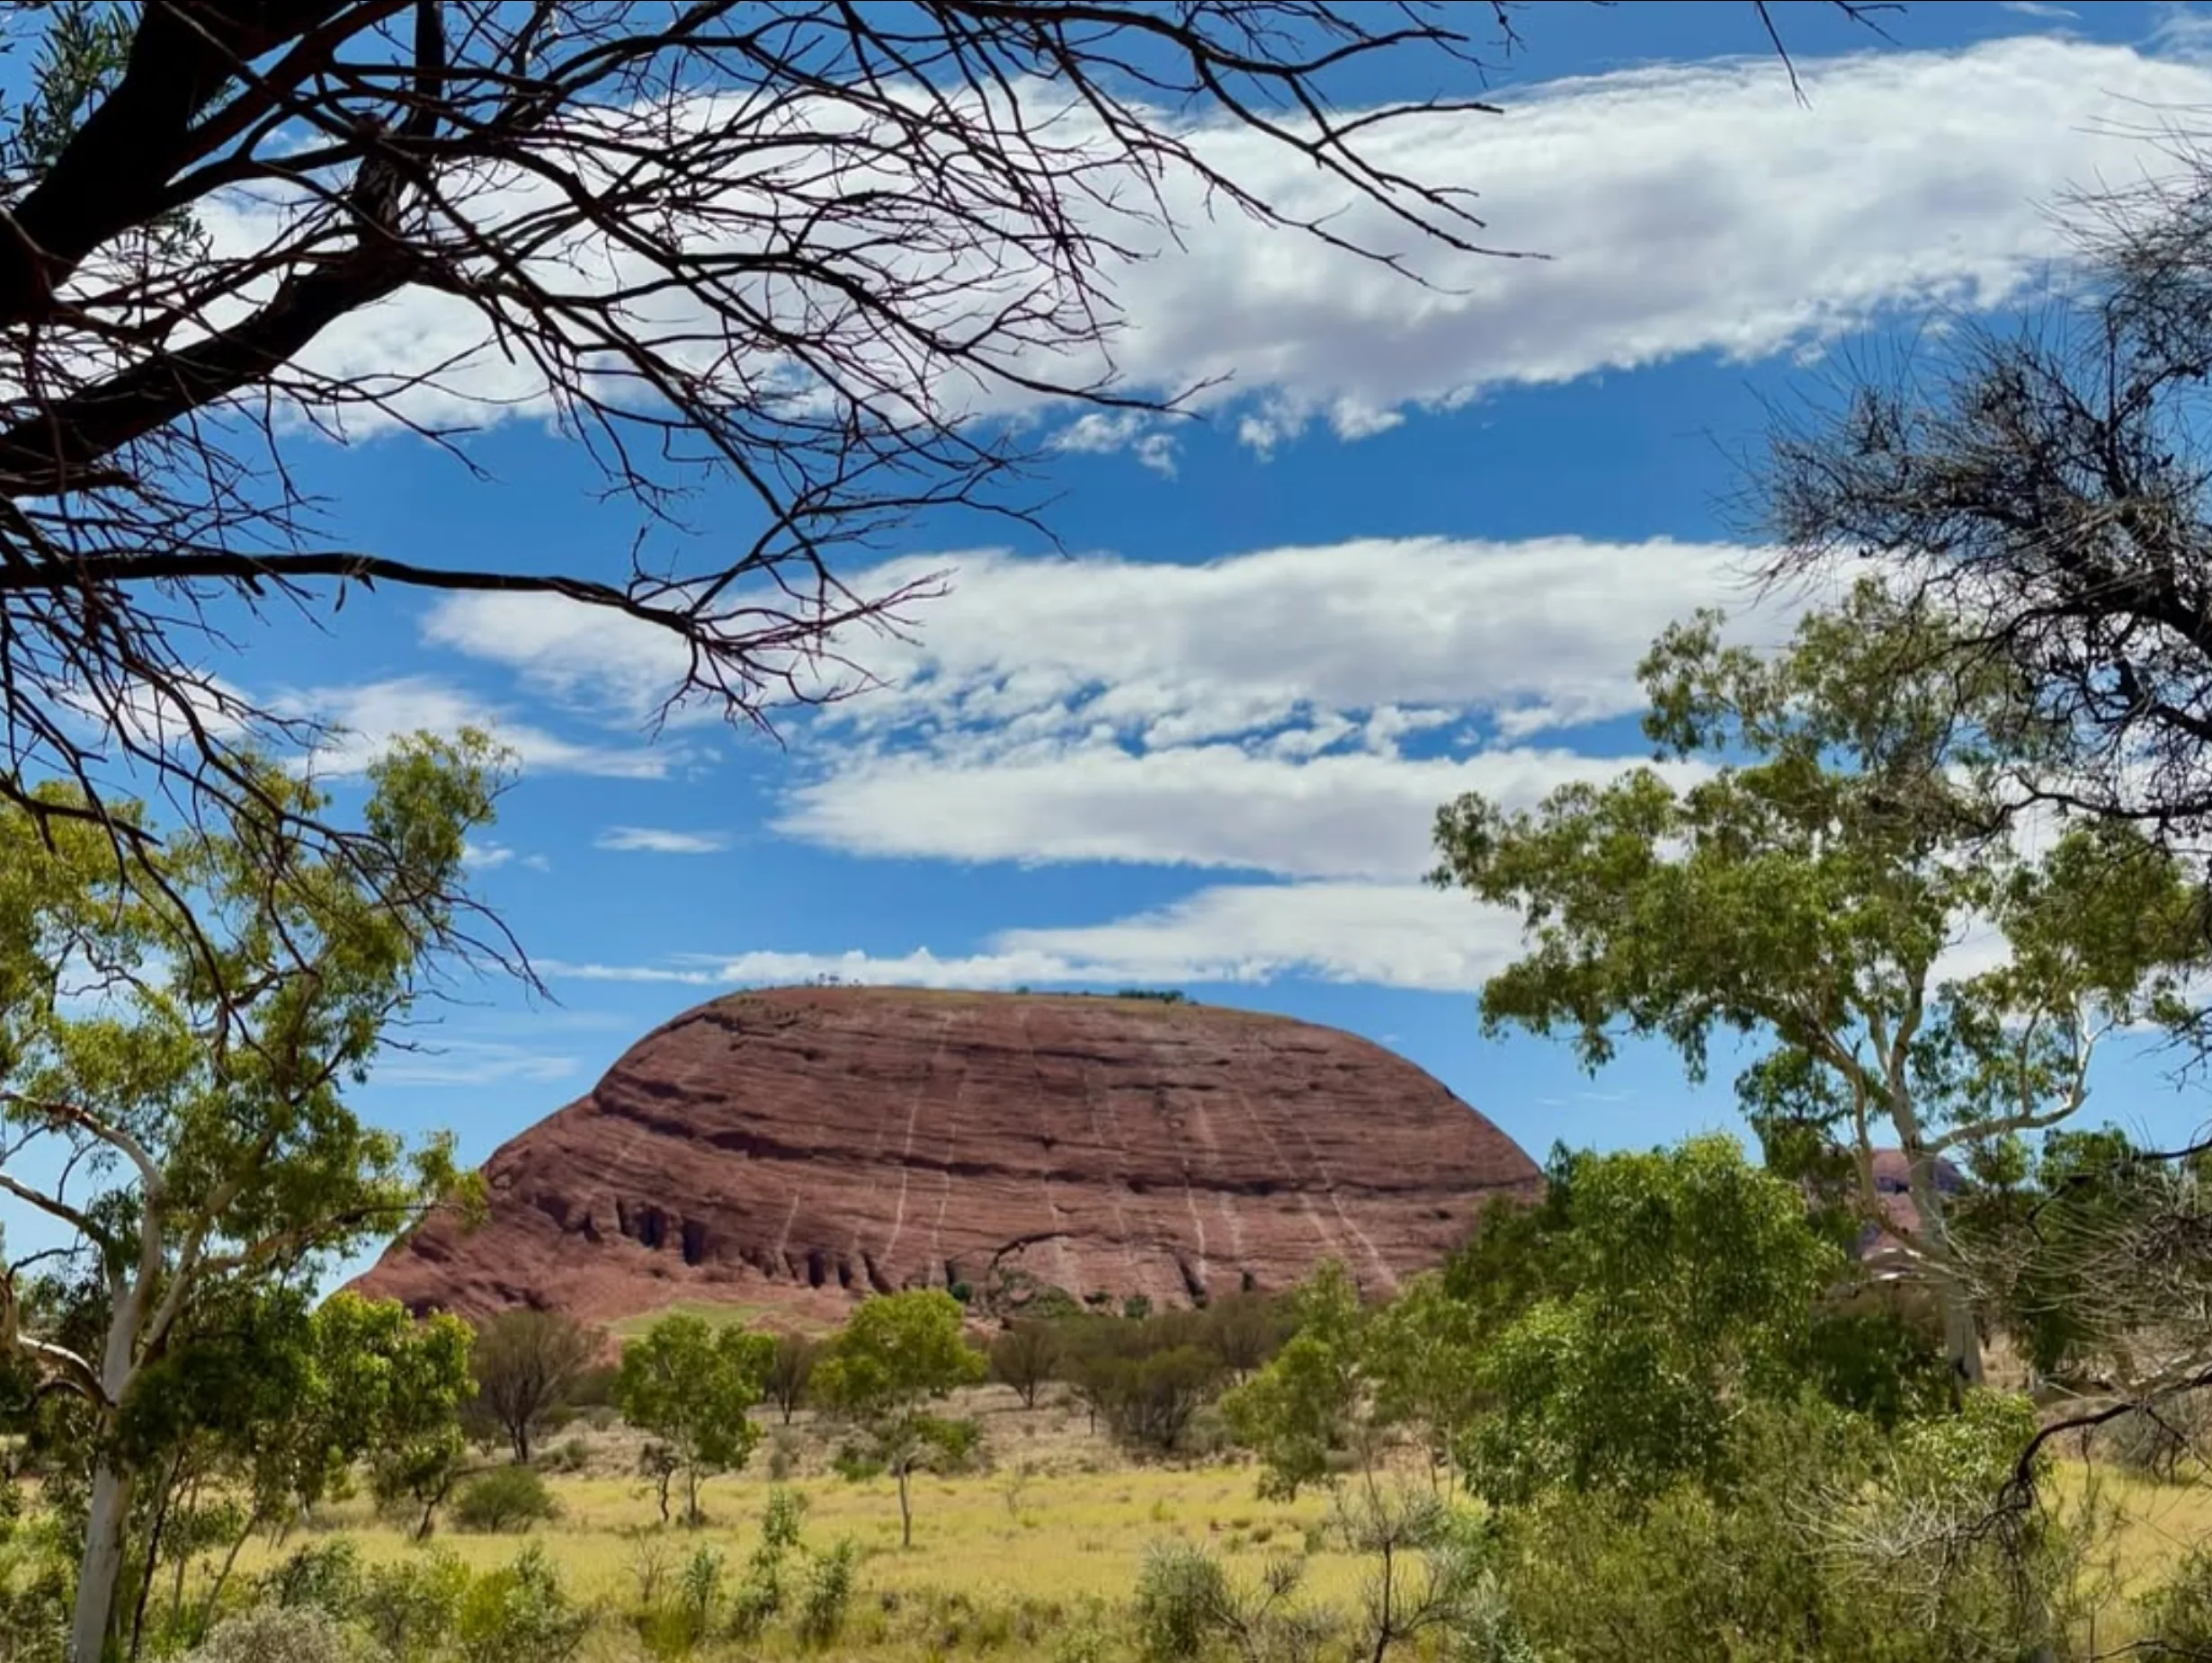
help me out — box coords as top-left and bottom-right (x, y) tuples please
(451, 1465), (559, 1534)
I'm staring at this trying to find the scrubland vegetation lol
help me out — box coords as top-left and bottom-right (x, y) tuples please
(11, 1128), (2212, 1663)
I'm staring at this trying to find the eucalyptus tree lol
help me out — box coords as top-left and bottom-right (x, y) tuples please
(1432, 582), (2205, 1391)
(0, 731), (502, 1661)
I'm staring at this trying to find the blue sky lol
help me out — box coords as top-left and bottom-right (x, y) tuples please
(173, 0), (2212, 1236)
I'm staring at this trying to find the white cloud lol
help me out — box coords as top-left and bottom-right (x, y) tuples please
(370, 1041), (584, 1089)
(419, 596), (694, 721)
(542, 879), (1521, 993)
(424, 535), (1773, 877)
(831, 537), (1779, 748)
(779, 743), (1701, 880)
(279, 676), (672, 779)
(461, 840), (515, 870)
(594, 825), (730, 855)
(765, 536), (1768, 876)
(220, 37), (2212, 457)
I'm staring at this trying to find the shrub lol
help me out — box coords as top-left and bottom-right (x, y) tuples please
(359, 1552), (470, 1663)
(452, 1464), (559, 1534)
(725, 1488), (810, 1641)
(1133, 1541), (1229, 1663)
(764, 1333), (818, 1424)
(182, 1604), (380, 1663)
(1097, 1348), (1222, 1455)
(675, 1545), (727, 1645)
(259, 1538), (361, 1614)
(798, 1538), (860, 1648)
(990, 1322), (1061, 1410)
(455, 1546), (590, 1663)
(2140, 1543), (2212, 1657)
(540, 1435), (592, 1474)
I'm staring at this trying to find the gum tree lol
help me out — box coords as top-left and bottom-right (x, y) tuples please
(0, 732), (503, 1662)
(611, 1313), (774, 1526)
(812, 1291), (986, 1547)
(1432, 582), (2204, 1392)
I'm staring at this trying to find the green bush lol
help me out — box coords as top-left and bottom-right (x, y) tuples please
(452, 1464), (559, 1534)
(540, 1434), (592, 1474)
(181, 1604), (380, 1663)
(2139, 1543), (2212, 1656)
(1133, 1540), (1228, 1663)
(729, 1487), (809, 1641)
(455, 1545), (589, 1663)
(797, 1538), (860, 1648)
(260, 1538), (362, 1614)
(1490, 1395), (2094, 1663)
(358, 1552), (470, 1663)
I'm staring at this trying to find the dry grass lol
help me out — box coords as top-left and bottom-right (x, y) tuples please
(208, 1385), (2212, 1661)
(273, 1459), (1352, 1611)
(250, 1388), (1362, 1615)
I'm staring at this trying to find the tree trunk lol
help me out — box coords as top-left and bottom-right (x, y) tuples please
(1369, 1538), (1396, 1663)
(1934, 1266), (1986, 1403)
(69, 1458), (134, 1663)
(198, 1509), (262, 1641)
(128, 1446), (188, 1661)
(896, 1462), (913, 1549)
(1896, 1142), (1986, 1396)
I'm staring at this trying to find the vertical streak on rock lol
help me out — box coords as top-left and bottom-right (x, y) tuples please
(882, 1013), (951, 1276)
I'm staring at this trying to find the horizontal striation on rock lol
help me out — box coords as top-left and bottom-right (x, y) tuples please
(351, 988), (1543, 1328)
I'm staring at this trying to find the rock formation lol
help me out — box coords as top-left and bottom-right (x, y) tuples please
(352, 987), (1542, 1329)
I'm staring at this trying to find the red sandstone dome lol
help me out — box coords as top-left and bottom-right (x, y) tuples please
(352, 986), (1543, 1329)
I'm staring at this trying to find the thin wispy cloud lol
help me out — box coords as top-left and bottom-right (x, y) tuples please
(594, 826), (731, 855)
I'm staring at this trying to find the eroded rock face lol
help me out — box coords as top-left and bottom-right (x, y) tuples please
(351, 988), (1543, 1328)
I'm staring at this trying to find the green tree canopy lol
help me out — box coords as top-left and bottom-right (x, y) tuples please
(1220, 1260), (1372, 1498)
(1458, 1137), (1847, 1507)
(611, 1314), (774, 1527)
(812, 1291), (986, 1547)
(0, 733), (503, 1660)
(1432, 581), (2206, 1389)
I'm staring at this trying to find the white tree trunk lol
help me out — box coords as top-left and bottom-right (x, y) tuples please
(1933, 1265), (1987, 1396)
(1899, 1144), (1985, 1394)
(67, 1458), (131, 1663)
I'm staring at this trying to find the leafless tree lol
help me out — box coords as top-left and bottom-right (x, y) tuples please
(0, 0), (1885, 872)
(1760, 128), (2212, 874)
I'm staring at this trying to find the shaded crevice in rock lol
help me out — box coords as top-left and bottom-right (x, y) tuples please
(861, 1251), (893, 1295)
(679, 1219), (707, 1267)
(1175, 1255), (1207, 1303)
